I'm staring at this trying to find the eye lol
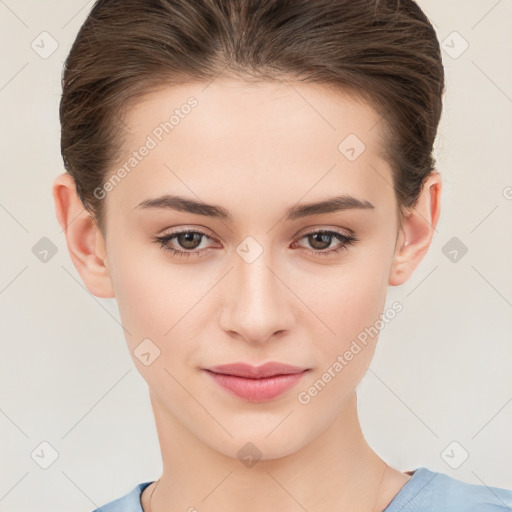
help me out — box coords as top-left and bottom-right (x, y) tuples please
(292, 229), (358, 256)
(152, 228), (215, 259)
(153, 228), (358, 259)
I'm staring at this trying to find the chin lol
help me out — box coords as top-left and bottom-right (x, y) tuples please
(200, 427), (311, 464)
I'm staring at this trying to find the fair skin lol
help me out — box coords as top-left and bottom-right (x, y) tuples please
(53, 78), (441, 511)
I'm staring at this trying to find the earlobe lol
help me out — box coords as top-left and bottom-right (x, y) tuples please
(52, 172), (115, 298)
(388, 172), (442, 287)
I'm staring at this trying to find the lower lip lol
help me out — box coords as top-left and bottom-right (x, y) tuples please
(204, 370), (309, 402)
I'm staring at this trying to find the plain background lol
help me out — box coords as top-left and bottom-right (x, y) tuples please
(0, 1), (511, 511)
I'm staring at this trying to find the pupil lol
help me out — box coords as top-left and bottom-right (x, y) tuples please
(179, 232), (200, 249)
(310, 233), (330, 250)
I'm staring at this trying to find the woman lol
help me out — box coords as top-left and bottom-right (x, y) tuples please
(52, 0), (512, 510)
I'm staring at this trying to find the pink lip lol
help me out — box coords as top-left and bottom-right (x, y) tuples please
(203, 362), (310, 402)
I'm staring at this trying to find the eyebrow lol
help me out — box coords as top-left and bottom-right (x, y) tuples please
(134, 194), (374, 221)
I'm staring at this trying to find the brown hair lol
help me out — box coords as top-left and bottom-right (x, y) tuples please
(60, 0), (445, 236)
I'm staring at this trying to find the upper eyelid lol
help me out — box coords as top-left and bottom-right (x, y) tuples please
(160, 227), (354, 246)
(162, 224), (354, 237)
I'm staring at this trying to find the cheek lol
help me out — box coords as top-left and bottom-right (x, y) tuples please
(303, 255), (390, 335)
(107, 243), (213, 367)
(110, 267), (164, 336)
(106, 239), (177, 343)
(296, 269), (388, 412)
(298, 245), (392, 376)
(107, 232), (176, 317)
(108, 260), (194, 397)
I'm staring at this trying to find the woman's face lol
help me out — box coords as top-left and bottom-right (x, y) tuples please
(99, 78), (404, 459)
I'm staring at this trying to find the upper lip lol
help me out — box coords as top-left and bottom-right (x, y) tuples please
(205, 362), (309, 379)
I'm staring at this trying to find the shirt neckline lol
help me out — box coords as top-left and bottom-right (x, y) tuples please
(136, 467), (430, 512)
(381, 467), (436, 511)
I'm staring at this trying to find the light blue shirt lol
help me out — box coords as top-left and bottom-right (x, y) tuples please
(92, 467), (512, 511)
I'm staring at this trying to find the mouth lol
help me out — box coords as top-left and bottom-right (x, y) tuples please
(206, 361), (309, 378)
(203, 362), (311, 402)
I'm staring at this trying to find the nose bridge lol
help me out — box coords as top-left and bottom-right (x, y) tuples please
(222, 244), (292, 343)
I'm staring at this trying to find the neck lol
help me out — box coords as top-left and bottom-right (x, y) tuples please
(144, 391), (408, 512)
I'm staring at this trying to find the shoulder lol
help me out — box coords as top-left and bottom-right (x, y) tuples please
(91, 481), (153, 512)
(385, 467), (512, 512)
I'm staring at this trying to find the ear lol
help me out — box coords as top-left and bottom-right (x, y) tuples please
(388, 171), (442, 286)
(52, 172), (115, 298)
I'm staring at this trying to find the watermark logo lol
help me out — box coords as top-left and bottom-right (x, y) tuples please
(134, 338), (161, 366)
(236, 236), (264, 264)
(32, 237), (58, 263)
(441, 440), (469, 469)
(338, 133), (366, 162)
(31, 441), (59, 469)
(441, 31), (469, 60)
(442, 236), (468, 263)
(31, 31), (58, 59)
(237, 441), (262, 468)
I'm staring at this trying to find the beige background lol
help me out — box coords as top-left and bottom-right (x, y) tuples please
(0, 1), (511, 510)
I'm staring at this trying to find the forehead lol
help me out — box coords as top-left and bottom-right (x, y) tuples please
(107, 78), (394, 219)
(123, 78), (385, 151)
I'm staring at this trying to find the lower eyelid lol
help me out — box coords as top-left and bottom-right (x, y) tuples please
(155, 229), (356, 255)
(295, 232), (356, 250)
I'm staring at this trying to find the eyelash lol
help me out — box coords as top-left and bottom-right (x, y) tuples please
(153, 228), (358, 259)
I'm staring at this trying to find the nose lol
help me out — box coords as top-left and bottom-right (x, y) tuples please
(219, 249), (295, 344)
